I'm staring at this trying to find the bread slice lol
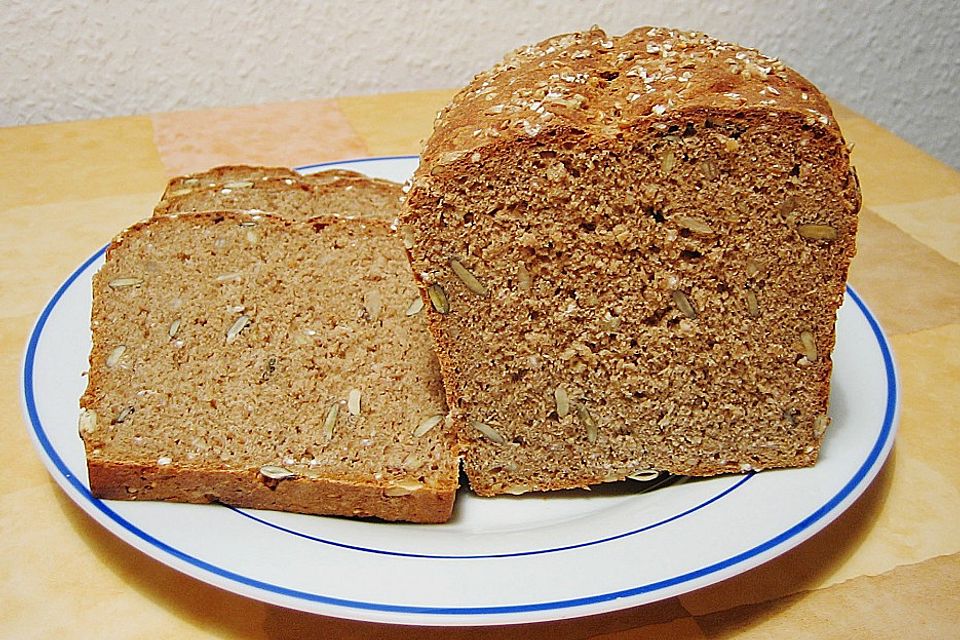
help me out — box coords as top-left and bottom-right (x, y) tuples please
(155, 168), (400, 222)
(80, 211), (456, 522)
(162, 164), (301, 198)
(400, 27), (861, 496)
(162, 164), (381, 198)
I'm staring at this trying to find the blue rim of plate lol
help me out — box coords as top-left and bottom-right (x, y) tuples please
(22, 156), (898, 618)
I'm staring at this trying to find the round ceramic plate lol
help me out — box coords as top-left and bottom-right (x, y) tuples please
(22, 156), (898, 626)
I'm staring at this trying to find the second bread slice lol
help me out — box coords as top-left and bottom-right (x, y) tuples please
(155, 167), (401, 222)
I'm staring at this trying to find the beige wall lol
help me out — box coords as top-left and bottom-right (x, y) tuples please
(3, 0), (958, 168)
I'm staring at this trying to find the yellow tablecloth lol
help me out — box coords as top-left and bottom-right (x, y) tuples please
(2, 90), (958, 638)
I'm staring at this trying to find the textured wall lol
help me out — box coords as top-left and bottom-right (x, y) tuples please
(3, 0), (958, 168)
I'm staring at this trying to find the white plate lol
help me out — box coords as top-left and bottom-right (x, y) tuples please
(21, 156), (899, 626)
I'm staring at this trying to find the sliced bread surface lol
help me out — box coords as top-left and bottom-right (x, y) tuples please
(400, 27), (861, 496)
(80, 211), (456, 522)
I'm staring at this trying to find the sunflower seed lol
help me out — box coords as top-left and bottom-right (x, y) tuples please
(114, 406), (135, 424)
(347, 388), (361, 416)
(517, 262), (532, 292)
(503, 484), (531, 495)
(106, 345), (126, 368)
(554, 386), (570, 418)
(168, 187), (194, 197)
(438, 150), (469, 166)
(226, 315), (250, 343)
(401, 226), (416, 249)
(700, 160), (719, 180)
(450, 258), (487, 295)
(323, 403), (339, 438)
(672, 290), (698, 319)
(414, 414), (444, 437)
(108, 277), (143, 289)
(745, 259), (762, 278)
(157, 456), (172, 466)
(674, 215), (714, 234)
(167, 318), (181, 339)
(814, 414), (829, 437)
(800, 330), (818, 362)
(798, 224), (837, 240)
(223, 180), (254, 189)
(79, 409), (98, 433)
(260, 465), (296, 480)
(746, 289), (759, 317)
(363, 289), (382, 321)
(384, 479), (424, 496)
(405, 296), (424, 316)
(470, 419), (506, 444)
(627, 469), (660, 482)
(216, 272), (242, 282)
(577, 405), (598, 443)
(427, 284), (450, 314)
(661, 149), (676, 173)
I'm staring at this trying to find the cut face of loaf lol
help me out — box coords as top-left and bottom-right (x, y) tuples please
(156, 169), (400, 222)
(80, 211), (456, 522)
(401, 27), (861, 496)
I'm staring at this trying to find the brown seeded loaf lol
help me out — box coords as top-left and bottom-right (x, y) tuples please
(400, 26), (861, 496)
(156, 167), (401, 221)
(80, 209), (456, 523)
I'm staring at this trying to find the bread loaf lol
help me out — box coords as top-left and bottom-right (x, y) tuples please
(80, 208), (456, 522)
(156, 167), (400, 222)
(400, 27), (861, 496)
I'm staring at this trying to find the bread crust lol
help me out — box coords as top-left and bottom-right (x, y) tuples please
(420, 26), (846, 165)
(87, 460), (456, 523)
(155, 169), (401, 221)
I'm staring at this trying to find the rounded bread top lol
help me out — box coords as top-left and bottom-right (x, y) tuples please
(421, 26), (840, 165)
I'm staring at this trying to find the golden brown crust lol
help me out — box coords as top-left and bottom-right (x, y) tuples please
(422, 26), (843, 165)
(87, 460), (455, 523)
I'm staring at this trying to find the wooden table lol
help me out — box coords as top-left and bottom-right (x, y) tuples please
(2, 90), (958, 638)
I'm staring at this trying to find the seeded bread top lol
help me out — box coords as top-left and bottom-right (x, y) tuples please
(163, 165), (301, 197)
(163, 165), (397, 199)
(155, 170), (402, 222)
(421, 26), (840, 166)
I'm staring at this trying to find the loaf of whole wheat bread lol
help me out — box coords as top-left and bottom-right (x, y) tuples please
(81, 173), (456, 522)
(400, 27), (861, 496)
